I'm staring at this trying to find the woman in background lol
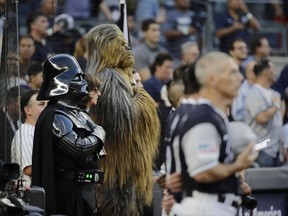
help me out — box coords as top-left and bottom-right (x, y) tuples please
(78, 73), (101, 113)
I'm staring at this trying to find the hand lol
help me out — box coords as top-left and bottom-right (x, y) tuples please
(155, 174), (166, 189)
(232, 22), (245, 30)
(235, 144), (258, 170)
(162, 189), (175, 215)
(240, 180), (252, 195)
(166, 172), (183, 193)
(272, 95), (281, 109)
(239, 171), (251, 195)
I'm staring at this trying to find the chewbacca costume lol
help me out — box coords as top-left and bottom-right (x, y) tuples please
(86, 24), (160, 216)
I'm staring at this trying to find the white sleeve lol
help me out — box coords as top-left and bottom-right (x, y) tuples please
(182, 123), (221, 177)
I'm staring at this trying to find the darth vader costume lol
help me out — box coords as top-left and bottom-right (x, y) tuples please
(32, 54), (105, 216)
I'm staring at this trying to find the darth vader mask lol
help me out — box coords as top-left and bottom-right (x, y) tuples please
(37, 54), (88, 101)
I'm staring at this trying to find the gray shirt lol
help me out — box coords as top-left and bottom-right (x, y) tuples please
(245, 84), (282, 157)
(232, 80), (253, 121)
(133, 42), (167, 71)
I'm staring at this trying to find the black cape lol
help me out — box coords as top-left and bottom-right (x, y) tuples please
(32, 102), (98, 216)
(32, 102), (60, 214)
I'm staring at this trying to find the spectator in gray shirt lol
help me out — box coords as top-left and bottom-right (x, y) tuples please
(133, 19), (167, 82)
(245, 58), (283, 167)
(232, 60), (256, 121)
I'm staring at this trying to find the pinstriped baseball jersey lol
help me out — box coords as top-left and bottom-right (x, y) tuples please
(11, 123), (35, 171)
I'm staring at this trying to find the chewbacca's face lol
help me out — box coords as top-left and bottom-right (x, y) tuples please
(86, 24), (135, 74)
(106, 33), (134, 69)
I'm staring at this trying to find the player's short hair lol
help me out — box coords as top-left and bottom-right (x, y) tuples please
(20, 90), (39, 119)
(195, 51), (231, 85)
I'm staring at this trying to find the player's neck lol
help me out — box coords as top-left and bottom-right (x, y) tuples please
(200, 88), (231, 113)
(25, 118), (36, 126)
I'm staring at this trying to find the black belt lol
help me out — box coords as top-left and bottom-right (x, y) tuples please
(184, 191), (241, 208)
(55, 166), (104, 184)
(218, 194), (241, 208)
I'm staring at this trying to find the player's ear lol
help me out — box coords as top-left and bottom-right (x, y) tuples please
(24, 105), (31, 116)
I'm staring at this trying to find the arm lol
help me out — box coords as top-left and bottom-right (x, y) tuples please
(239, 172), (252, 195)
(270, 0), (283, 17)
(215, 22), (245, 39)
(156, 6), (166, 24)
(255, 95), (281, 125)
(214, 12), (245, 39)
(246, 89), (279, 125)
(239, 0), (261, 31)
(53, 114), (105, 158)
(255, 106), (278, 125)
(23, 165), (32, 176)
(246, 15), (261, 31)
(166, 172), (183, 193)
(99, 2), (113, 21)
(182, 123), (257, 183)
(193, 144), (255, 183)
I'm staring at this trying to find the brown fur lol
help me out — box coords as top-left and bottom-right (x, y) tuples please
(86, 24), (134, 82)
(86, 24), (160, 215)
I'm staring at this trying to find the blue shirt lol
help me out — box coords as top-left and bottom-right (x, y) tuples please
(135, 0), (160, 22)
(32, 39), (54, 63)
(63, 0), (91, 18)
(161, 9), (198, 59)
(215, 11), (250, 53)
(143, 76), (165, 103)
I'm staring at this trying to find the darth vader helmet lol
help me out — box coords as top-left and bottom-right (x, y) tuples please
(37, 54), (88, 100)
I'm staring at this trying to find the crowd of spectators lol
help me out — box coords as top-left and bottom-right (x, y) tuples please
(0, 0), (287, 172)
(0, 1), (288, 214)
(1, 0), (287, 65)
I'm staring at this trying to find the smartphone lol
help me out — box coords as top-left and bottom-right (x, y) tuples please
(254, 138), (270, 151)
